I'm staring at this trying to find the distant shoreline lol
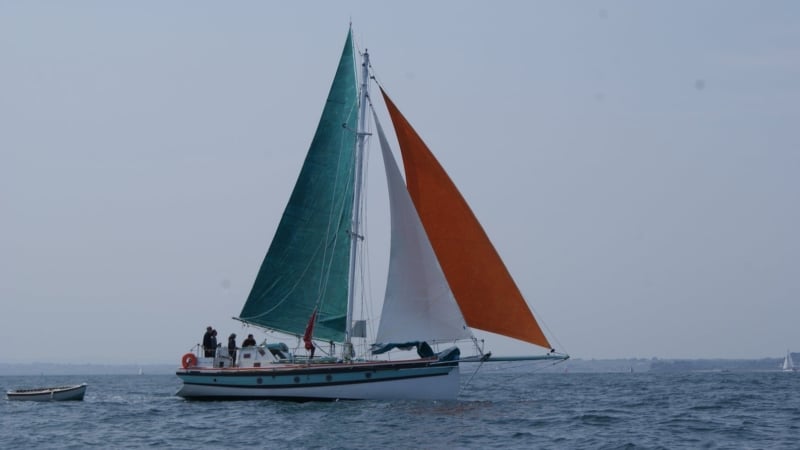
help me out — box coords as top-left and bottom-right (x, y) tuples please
(1, 356), (792, 376)
(0, 363), (177, 376)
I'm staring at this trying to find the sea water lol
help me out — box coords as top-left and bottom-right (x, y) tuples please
(1, 370), (798, 449)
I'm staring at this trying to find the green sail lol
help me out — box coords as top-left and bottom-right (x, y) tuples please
(238, 32), (358, 342)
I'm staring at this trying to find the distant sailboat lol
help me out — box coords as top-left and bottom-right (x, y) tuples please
(782, 350), (795, 372)
(175, 28), (568, 401)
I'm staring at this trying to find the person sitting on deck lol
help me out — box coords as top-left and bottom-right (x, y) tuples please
(242, 334), (257, 347)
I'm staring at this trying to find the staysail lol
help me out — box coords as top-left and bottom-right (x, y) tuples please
(237, 32), (359, 342)
(381, 89), (551, 349)
(372, 110), (472, 345)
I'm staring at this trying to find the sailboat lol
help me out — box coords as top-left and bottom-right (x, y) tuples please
(175, 29), (568, 401)
(782, 350), (795, 372)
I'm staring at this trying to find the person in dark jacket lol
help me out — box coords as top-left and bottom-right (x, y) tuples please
(242, 334), (257, 347)
(202, 326), (214, 357)
(210, 329), (218, 356)
(228, 333), (237, 364)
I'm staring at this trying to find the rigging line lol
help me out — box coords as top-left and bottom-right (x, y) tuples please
(314, 129), (356, 318)
(350, 110), (377, 356)
(348, 61), (374, 350)
(352, 152), (371, 358)
(352, 115), (369, 284)
(365, 54), (384, 93)
(315, 102), (358, 304)
(317, 47), (360, 305)
(355, 102), (374, 312)
(527, 298), (568, 355)
(462, 356), (489, 391)
(356, 158), (369, 311)
(501, 358), (569, 383)
(359, 135), (376, 345)
(244, 107), (359, 326)
(241, 239), (327, 322)
(353, 33), (362, 58)
(353, 37), (378, 87)
(307, 95), (359, 335)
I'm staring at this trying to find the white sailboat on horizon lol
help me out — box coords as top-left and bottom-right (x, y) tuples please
(782, 350), (795, 372)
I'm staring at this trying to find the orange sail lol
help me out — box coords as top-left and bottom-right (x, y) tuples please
(380, 89), (551, 349)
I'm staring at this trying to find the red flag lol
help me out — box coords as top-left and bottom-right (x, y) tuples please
(303, 308), (317, 351)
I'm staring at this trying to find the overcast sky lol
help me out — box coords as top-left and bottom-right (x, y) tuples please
(2, 2), (798, 364)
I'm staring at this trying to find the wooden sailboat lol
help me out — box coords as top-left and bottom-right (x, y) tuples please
(175, 29), (567, 401)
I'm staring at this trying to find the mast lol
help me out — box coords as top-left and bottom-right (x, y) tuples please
(344, 47), (370, 358)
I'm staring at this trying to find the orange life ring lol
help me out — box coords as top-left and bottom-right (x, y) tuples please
(181, 353), (198, 368)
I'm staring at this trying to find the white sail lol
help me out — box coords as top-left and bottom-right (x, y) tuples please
(373, 111), (472, 345)
(783, 350), (794, 371)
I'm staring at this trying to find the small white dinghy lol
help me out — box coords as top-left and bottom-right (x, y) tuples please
(6, 383), (87, 401)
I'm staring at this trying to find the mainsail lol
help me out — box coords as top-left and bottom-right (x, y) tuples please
(237, 32), (359, 342)
(381, 89), (552, 349)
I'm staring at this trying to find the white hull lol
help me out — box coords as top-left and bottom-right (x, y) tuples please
(7, 383), (87, 401)
(177, 360), (460, 401)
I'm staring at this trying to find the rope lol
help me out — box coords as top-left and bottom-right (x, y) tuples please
(462, 358), (487, 390)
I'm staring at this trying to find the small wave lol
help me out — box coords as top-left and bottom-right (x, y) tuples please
(576, 413), (622, 426)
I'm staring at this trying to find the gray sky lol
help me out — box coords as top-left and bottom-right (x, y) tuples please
(2, 2), (798, 364)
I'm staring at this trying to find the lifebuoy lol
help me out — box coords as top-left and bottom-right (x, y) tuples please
(182, 353), (198, 369)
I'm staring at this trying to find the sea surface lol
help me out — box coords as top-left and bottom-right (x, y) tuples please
(1, 369), (798, 449)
